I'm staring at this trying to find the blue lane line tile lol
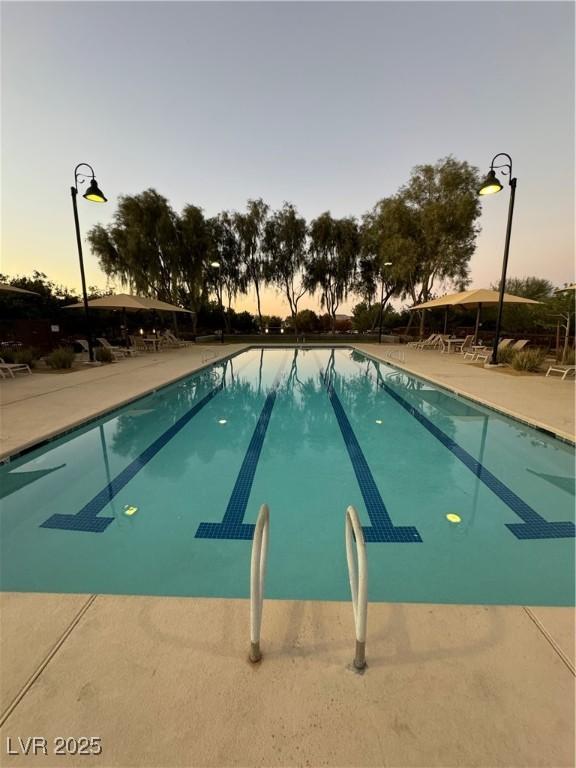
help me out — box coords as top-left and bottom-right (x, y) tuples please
(317, 354), (422, 543)
(196, 356), (288, 540)
(40, 384), (224, 533)
(374, 366), (575, 541)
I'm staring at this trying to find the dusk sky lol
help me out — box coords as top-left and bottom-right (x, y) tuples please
(2, 1), (574, 317)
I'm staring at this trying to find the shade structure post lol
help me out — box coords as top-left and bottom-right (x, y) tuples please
(474, 304), (482, 344)
(443, 307), (448, 335)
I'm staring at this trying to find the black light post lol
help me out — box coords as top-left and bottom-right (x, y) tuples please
(377, 262), (393, 344)
(71, 163), (107, 362)
(478, 153), (517, 365)
(211, 261), (225, 343)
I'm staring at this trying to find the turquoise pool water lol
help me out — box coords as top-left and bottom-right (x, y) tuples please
(1, 347), (574, 605)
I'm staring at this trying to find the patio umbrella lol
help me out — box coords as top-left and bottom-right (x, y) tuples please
(63, 294), (192, 313)
(410, 288), (541, 343)
(64, 293), (193, 341)
(0, 282), (40, 296)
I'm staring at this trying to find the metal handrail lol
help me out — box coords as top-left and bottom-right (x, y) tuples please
(249, 504), (270, 662)
(345, 505), (368, 670)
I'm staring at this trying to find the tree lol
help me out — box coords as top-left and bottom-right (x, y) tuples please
(206, 212), (244, 332)
(178, 204), (211, 330)
(399, 156), (481, 334)
(234, 199), (269, 331)
(543, 289), (575, 363)
(357, 196), (415, 328)
(0, 271), (80, 320)
(263, 203), (308, 332)
(88, 189), (181, 303)
(291, 309), (320, 333)
(351, 301), (380, 332)
(305, 213), (360, 332)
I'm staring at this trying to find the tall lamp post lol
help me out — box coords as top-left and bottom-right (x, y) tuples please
(71, 163), (107, 361)
(377, 262), (393, 344)
(478, 153), (517, 365)
(210, 261), (225, 344)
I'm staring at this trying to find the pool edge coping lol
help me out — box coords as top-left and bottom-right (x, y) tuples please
(1, 343), (574, 465)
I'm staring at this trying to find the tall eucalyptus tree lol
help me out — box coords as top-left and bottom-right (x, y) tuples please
(399, 156), (481, 334)
(305, 213), (360, 333)
(263, 203), (308, 332)
(234, 198), (269, 331)
(88, 188), (181, 302)
(206, 212), (244, 332)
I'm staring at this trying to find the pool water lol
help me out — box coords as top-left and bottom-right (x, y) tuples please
(1, 347), (574, 605)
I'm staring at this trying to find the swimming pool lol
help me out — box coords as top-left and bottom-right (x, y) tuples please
(1, 347), (574, 605)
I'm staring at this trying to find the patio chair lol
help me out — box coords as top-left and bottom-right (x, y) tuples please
(407, 334), (434, 348)
(509, 339), (529, 352)
(434, 334), (452, 352)
(97, 337), (132, 358)
(162, 331), (190, 348)
(467, 339), (514, 363)
(0, 357), (32, 377)
(459, 335), (474, 354)
(414, 334), (441, 350)
(546, 365), (576, 380)
(129, 335), (149, 353)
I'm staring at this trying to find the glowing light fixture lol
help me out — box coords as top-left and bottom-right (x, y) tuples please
(375, 419), (383, 425)
(218, 419), (227, 425)
(478, 168), (503, 196)
(82, 178), (107, 203)
(446, 513), (462, 524)
(210, 261), (220, 268)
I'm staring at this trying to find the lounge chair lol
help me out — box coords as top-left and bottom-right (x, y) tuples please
(459, 335), (474, 354)
(546, 365), (576, 380)
(97, 337), (132, 358)
(407, 334), (435, 348)
(0, 357), (32, 377)
(509, 339), (529, 352)
(414, 334), (441, 350)
(162, 331), (190, 348)
(469, 339), (514, 363)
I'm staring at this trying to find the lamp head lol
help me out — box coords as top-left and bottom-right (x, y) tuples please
(83, 178), (107, 203)
(478, 168), (503, 196)
(210, 261), (221, 268)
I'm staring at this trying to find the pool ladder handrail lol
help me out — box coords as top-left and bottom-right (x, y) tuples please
(248, 503), (367, 670)
(345, 505), (368, 670)
(249, 503), (270, 662)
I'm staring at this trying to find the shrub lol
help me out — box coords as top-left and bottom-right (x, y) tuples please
(511, 348), (545, 372)
(497, 346), (516, 365)
(14, 347), (39, 368)
(562, 348), (575, 365)
(95, 346), (114, 364)
(45, 347), (75, 369)
(0, 349), (16, 363)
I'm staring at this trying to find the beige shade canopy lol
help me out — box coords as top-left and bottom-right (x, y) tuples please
(410, 288), (541, 311)
(410, 288), (541, 343)
(0, 282), (40, 296)
(64, 293), (192, 313)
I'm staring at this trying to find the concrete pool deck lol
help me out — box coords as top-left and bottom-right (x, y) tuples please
(1, 343), (574, 767)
